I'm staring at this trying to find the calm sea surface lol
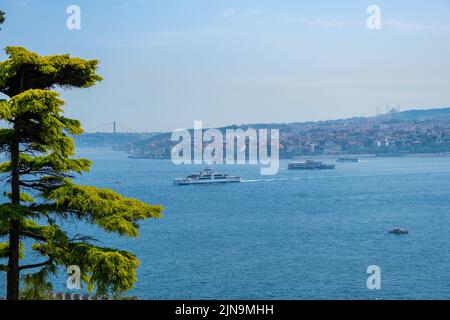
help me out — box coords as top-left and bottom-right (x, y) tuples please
(2, 148), (450, 299)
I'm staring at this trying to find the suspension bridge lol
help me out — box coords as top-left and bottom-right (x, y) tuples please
(85, 121), (141, 133)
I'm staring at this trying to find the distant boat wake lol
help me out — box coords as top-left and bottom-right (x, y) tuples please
(241, 177), (306, 183)
(241, 170), (450, 183)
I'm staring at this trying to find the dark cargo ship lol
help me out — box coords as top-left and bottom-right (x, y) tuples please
(288, 160), (336, 170)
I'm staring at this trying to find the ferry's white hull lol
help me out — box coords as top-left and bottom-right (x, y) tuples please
(173, 178), (242, 185)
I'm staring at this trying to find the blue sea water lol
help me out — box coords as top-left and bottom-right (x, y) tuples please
(2, 148), (450, 299)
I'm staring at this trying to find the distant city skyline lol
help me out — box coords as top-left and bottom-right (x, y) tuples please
(1, 0), (450, 131)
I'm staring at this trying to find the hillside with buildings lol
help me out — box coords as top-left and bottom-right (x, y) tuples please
(77, 107), (450, 158)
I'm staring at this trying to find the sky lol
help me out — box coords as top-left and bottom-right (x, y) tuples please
(0, 0), (450, 132)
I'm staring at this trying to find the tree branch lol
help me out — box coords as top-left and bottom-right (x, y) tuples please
(19, 258), (53, 271)
(19, 230), (47, 242)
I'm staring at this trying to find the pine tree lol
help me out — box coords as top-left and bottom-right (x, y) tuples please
(0, 47), (163, 300)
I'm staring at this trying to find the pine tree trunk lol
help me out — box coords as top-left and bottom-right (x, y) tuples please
(7, 140), (20, 300)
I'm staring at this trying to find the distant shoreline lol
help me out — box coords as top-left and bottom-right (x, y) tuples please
(124, 151), (450, 161)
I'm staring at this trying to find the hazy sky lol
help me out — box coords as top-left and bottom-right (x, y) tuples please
(1, 0), (450, 132)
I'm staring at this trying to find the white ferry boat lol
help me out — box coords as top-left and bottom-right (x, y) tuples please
(173, 168), (242, 185)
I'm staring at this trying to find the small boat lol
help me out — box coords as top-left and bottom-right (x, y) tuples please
(389, 227), (409, 235)
(173, 168), (242, 185)
(336, 157), (360, 163)
(288, 160), (336, 170)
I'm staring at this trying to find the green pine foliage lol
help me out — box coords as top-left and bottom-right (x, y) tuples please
(0, 47), (163, 299)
